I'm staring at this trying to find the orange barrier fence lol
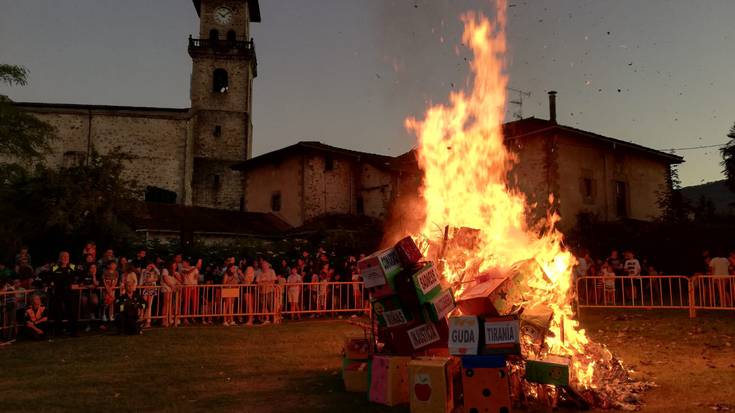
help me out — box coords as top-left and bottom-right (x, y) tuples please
(0, 282), (370, 336)
(576, 275), (735, 318)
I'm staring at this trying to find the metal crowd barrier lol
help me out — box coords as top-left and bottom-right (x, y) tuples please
(0, 282), (370, 336)
(576, 275), (735, 318)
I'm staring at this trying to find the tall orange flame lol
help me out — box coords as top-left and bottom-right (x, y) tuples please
(404, 1), (601, 388)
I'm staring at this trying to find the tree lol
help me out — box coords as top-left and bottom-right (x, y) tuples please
(657, 164), (690, 224)
(0, 150), (141, 261)
(721, 122), (735, 192)
(0, 64), (55, 160)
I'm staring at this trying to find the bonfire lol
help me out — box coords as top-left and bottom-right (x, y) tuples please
(399, 1), (653, 409)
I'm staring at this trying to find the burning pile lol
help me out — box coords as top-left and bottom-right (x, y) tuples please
(341, 1), (653, 411)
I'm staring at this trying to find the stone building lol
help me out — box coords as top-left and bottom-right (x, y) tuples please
(232, 141), (418, 227)
(238, 93), (683, 232)
(504, 92), (684, 229)
(13, 0), (261, 210)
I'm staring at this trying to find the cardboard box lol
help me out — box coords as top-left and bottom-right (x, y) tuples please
(448, 316), (482, 356)
(519, 304), (553, 350)
(455, 272), (508, 316)
(369, 355), (411, 406)
(373, 296), (414, 328)
(483, 316), (521, 355)
(525, 355), (570, 386)
(412, 263), (443, 304)
(343, 358), (371, 392)
(409, 357), (461, 413)
(461, 355), (512, 413)
(395, 236), (423, 266)
(344, 337), (371, 360)
(358, 248), (403, 289)
(425, 288), (456, 322)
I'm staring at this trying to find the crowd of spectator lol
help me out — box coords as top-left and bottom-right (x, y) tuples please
(1, 243), (369, 342)
(573, 248), (735, 304)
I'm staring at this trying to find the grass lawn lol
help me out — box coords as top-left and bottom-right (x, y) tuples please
(1, 310), (734, 412)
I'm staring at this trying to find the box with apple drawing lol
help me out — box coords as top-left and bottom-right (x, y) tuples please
(408, 357), (461, 413)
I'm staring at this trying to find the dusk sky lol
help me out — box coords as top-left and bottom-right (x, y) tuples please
(1, 0), (734, 187)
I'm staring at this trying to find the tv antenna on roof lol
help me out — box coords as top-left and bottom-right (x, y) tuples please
(507, 87), (531, 120)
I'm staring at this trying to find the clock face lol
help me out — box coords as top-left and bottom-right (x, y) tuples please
(214, 6), (233, 25)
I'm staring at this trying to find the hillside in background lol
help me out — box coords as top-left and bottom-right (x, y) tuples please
(681, 179), (735, 215)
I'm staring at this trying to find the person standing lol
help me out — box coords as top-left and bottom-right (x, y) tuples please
(46, 251), (79, 338)
(623, 250), (641, 302)
(101, 260), (119, 329)
(257, 261), (276, 324)
(709, 251), (731, 306)
(287, 266), (303, 320)
(180, 257), (200, 325)
(140, 262), (160, 328)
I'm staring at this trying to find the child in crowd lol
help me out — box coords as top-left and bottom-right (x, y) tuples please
(160, 262), (179, 327)
(241, 266), (256, 325)
(600, 261), (616, 303)
(287, 266), (302, 320)
(221, 264), (239, 326)
(140, 263), (160, 328)
(102, 261), (119, 328)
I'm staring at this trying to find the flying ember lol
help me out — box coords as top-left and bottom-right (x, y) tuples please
(400, 0), (652, 408)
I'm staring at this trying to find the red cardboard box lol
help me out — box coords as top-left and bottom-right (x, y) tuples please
(395, 236), (423, 266)
(461, 356), (512, 413)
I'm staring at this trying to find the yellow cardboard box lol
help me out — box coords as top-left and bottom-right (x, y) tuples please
(409, 357), (461, 413)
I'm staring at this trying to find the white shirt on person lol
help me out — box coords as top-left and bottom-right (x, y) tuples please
(710, 257), (730, 276)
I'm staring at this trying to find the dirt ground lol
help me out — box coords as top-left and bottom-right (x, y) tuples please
(0, 310), (733, 412)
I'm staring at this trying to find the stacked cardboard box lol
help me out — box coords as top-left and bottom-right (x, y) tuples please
(447, 259), (573, 412)
(348, 240), (571, 411)
(355, 237), (458, 408)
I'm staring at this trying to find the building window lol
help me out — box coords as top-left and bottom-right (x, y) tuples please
(213, 174), (221, 188)
(213, 125), (222, 137)
(324, 155), (334, 172)
(271, 192), (282, 212)
(209, 29), (219, 41)
(580, 177), (595, 205)
(62, 151), (85, 168)
(212, 68), (229, 93)
(356, 196), (364, 215)
(226, 30), (236, 42)
(615, 181), (628, 218)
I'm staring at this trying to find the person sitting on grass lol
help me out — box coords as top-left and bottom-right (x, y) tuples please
(116, 279), (146, 335)
(25, 294), (48, 340)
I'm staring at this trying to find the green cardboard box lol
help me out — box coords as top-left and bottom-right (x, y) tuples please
(525, 355), (570, 386)
(411, 263), (443, 304)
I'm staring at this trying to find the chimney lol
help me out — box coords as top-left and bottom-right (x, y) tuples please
(548, 90), (557, 123)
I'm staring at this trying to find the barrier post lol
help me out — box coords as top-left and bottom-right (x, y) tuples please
(688, 277), (697, 319)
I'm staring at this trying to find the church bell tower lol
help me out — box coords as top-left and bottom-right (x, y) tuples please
(188, 0), (260, 209)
